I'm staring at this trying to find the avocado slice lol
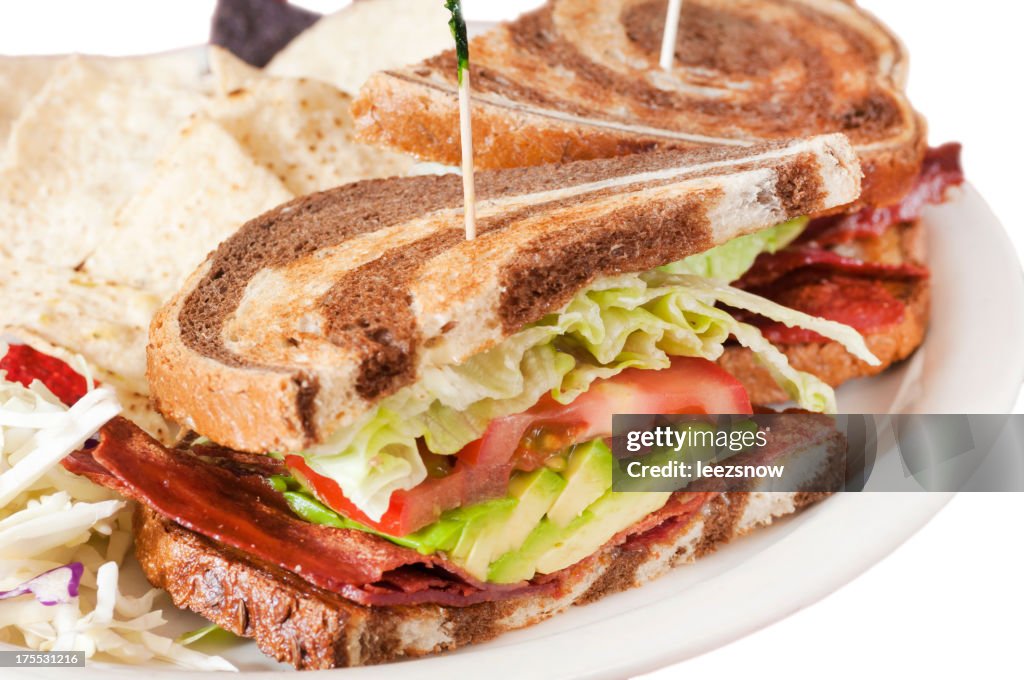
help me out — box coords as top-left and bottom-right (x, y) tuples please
(448, 498), (518, 580)
(546, 439), (614, 527)
(534, 490), (671, 575)
(403, 516), (465, 554)
(490, 468), (567, 561)
(487, 513), (591, 583)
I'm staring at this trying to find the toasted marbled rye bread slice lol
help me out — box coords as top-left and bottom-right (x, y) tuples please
(352, 0), (926, 208)
(133, 490), (832, 669)
(147, 135), (861, 453)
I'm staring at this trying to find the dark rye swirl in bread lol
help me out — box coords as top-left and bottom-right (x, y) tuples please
(148, 134), (862, 453)
(353, 0), (925, 209)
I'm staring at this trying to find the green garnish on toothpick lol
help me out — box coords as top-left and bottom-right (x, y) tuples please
(446, 0), (470, 84)
(445, 0), (477, 240)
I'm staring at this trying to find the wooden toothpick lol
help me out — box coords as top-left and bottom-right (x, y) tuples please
(445, 0), (477, 240)
(660, 0), (683, 71)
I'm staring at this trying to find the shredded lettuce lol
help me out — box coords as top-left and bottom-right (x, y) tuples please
(299, 222), (877, 522)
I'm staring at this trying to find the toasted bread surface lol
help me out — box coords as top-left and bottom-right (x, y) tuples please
(353, 0), (925, 208)
(148, 135), (861, 452)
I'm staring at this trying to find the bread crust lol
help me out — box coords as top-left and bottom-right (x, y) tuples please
(148, 280), (314, 452)
(134, 490), (830, 669)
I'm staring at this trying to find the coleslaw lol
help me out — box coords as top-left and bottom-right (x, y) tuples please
(0, 342), (235, 671)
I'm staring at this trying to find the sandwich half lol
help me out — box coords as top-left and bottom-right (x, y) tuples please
(352, 0), (925, 207)
(352, 0), (965, 402)
(69, 135), (868, 668)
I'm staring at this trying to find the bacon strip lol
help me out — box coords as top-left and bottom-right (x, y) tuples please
(63, 417), (732, 607)
(739, 275), (911, 344)
(732, 144), (962, 342)
(63, 411), (840, 608)
(69, 417), (546, 607)
(190, 443), (287, 478)
(739, 247), (929, 290)
(740, 144), (962, 291)
(800, 143), (964, 247)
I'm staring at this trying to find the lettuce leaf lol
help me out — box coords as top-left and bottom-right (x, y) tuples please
(659, 218), (807, 282)
(298, 222), (875, 521)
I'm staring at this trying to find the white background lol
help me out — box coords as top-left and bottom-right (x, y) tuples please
(1, 2), (1022, 678)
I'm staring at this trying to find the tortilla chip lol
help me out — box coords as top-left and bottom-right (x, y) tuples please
(2, 49), (211, 160)
(211, 0), (320, 68)
(0, 58), (204, 268)
(208, 45), (262, 95)
(206, 70), (414, 195)
(265, 0), (451, 96)
(84, 115), (293, 298)
(117, 389), (178, 445)
(0, 42), (416, 440)
(0, 56), (60, 157)
(88, 46), (213, 92)
(0, 258), (161, 397)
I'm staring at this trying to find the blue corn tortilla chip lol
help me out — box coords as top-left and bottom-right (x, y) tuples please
(211, 0), (321, 67)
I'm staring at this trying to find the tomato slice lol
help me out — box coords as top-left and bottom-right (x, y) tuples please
(473, 357), (752, 470)
(284, 453), (509, 535)
(287, 357), (751, 536)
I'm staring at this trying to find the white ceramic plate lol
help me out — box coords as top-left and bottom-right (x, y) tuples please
(5, 184), (1021, 679)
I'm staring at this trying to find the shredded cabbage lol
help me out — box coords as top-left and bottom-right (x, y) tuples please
(0, 563), (83, 606)
(0, 343), (235, 671)
(300, 223), (878, 521)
